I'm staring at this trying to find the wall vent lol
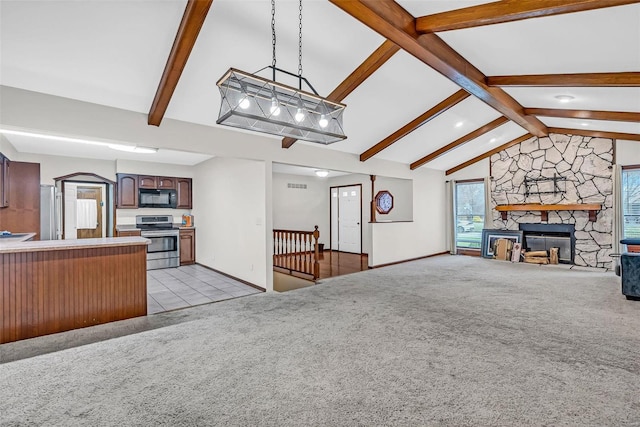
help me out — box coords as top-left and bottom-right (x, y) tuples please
(287, 183), (307, 189)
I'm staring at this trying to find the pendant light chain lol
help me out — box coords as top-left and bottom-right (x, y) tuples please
(298, 0), (303, 80)
(271, 0), (276, 72)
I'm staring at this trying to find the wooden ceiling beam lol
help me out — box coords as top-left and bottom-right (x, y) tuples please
(329, 0), (548, 138)
(445, 133), (533, 176)
(282, 39), (400, 148)
(548, 127), (640, 141)
(148, 0), (213, 126)
(410, 116), (509, 170)
(487, 72), (640, 87)
(525, 108), (640, 122)
(360, 89), (470, 162)
(415, 0), (640, 33)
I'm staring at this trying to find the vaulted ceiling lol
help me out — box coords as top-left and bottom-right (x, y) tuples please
(1, 0), (638, 173)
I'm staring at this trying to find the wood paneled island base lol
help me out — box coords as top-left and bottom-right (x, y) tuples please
(1, 237), (149, 344)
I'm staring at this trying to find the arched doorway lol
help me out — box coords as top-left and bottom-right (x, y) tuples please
(53, 172), (116, 239)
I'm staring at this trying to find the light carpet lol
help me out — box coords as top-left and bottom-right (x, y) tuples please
(1, 255), (639, 426)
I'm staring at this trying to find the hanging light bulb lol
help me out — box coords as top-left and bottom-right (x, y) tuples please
(237, 83), (251, 109)
(295, 107), (305, 122)
(270, 97), (281, 116)
(238, 96), (251, 109)
(318, 114), (328, 128)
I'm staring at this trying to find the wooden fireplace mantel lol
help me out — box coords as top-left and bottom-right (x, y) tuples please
(495, 203), (602, 222)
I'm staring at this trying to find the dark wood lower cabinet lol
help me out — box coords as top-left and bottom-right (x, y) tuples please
(116, 229), (142, 237)
(0, 240), (148, 344)
(180, 228), (195, 265)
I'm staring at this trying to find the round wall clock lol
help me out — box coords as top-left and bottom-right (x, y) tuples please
(375, 190), (394, 214)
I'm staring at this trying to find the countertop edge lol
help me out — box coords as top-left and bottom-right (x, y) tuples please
(0, 232), (37, 243)
(0, 237), (150, 254)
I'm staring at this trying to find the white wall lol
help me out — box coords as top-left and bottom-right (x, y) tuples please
(116, 159), (194, 178)
(272, 172), (329, 246)
(374, 176), (413, 222)
(193, 157), (268, 290)
(0, 135), (19, 159)
(446, 158), (489, 181)
(370, 168), (447, 267)
(9, 152), (116, 184)
(616, 140), (640, 166)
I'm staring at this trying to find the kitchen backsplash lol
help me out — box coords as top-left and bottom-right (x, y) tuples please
(116, 208), (192, 225)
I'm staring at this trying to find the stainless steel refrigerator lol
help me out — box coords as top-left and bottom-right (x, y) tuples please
(40, 185), (62, 240)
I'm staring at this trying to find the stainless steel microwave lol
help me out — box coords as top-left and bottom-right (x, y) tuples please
(139, 189), (177, 209)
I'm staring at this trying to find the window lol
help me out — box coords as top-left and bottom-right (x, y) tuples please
(455, 180), (484, 249)
(622, 168), (640, 238)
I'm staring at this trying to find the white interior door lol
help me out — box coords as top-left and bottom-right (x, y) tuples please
(331, 188), (339, 249)
(337, 185), (361, 253)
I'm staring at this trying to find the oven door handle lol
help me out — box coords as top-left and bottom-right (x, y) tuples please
(140, 230), (179, 237)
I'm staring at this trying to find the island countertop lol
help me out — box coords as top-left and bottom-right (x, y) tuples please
(0, 236), (149, 254)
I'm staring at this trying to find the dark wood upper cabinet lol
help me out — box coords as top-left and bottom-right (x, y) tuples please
(138, 175), (158, 189)
(0, 155), (9, 208)
(116, 173), (191, 209)
(116, 173), (138, 209)
(177, 178), (192, 209)
(158, 176), (176, 189)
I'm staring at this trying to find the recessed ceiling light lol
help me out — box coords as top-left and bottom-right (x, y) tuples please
(554, 95), (575, 103)
(455, 121), (464, 128)
(490, 138), (497, 143)
(315, 170), (329, 178)
(580, 122), (589, 127)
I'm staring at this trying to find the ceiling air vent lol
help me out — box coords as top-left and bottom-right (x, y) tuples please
(287, 183), (307, 189)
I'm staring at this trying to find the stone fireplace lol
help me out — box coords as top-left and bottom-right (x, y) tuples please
(491, 133), (613, 268)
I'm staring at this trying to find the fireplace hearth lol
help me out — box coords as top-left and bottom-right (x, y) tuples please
(519, 223), (575, 264)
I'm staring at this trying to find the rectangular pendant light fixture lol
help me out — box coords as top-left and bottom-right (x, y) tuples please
(216, 68), (346, 145)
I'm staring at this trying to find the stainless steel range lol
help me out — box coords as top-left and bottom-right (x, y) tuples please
(136, 215), (180, 270)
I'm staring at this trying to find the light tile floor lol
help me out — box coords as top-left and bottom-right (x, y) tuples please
(147, 265), (262, 314)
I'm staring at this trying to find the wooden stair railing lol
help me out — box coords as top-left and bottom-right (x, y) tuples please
(273, 225), (320, 280)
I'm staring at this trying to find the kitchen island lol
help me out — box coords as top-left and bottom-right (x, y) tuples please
(1, 237), (149, 344)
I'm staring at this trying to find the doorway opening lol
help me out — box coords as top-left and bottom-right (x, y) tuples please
(54, 172), (115, 239)
(330, 184), (362, 254)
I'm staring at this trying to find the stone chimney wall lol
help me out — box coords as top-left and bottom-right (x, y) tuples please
(491, 134), (613, 268)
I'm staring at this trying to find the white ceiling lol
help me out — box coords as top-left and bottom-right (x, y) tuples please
(0, 0), (638, 172)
